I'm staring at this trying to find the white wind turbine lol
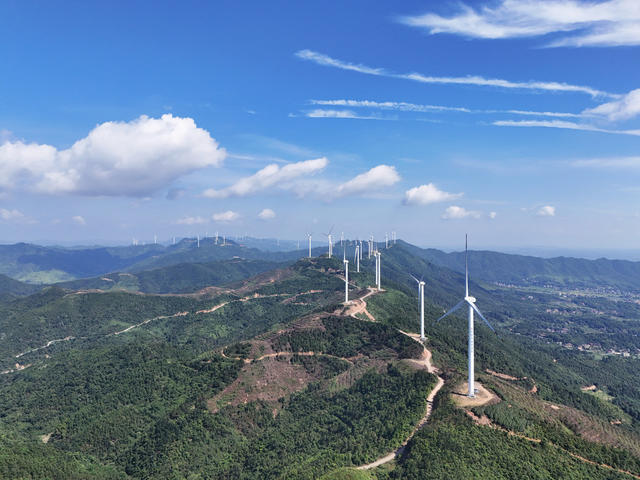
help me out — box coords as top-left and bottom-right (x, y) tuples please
(436, 235), (495, 398)
(307, 232), (313, 258)
(354, 244), (360, 272)
(343, 248), (349, 303)
(324, 226), (334, 258)
(411, 274), (426, 341)
(374, 251), (381, 290)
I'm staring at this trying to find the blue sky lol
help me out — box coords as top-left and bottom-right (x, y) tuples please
(1, 0), (639, 252)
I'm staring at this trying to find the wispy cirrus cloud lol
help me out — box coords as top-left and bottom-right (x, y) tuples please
(0, 208), (25, 221)
(398, 0), (640, 48)
(305, 109), (388, 120)
(176, 216), (208, 225)
(309, 99), (585, 119)
(571, 156), (640, 169)
(295, 49), (615, 98)
(493, 119), (640, 136)
(583, 89), (640, 121)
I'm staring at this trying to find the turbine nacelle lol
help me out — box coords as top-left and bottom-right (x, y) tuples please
(465, 296), (476, 304)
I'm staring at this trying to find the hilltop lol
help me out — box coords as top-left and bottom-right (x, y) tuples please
(0, 241), (638, 479)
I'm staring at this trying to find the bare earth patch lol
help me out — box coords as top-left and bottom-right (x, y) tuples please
(452, 382), (500, 408)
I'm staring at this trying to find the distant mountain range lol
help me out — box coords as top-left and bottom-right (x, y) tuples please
(2, 238), (640, 293)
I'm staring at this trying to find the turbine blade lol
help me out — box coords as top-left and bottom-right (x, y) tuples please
(409, 274), (420, 283)
(465, 234), (469, 297)
(435, 300), (465, 323)
(467, 301), (496, 333)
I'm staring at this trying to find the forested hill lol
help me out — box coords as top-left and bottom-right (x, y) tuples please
(398, 241), (640, 292)
(57, 258), (286, 294)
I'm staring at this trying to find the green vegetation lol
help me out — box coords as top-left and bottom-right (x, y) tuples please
(392, 399), (634, 479)
(0, 242), (639, 478)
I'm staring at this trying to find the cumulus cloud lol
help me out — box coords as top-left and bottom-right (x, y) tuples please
(536, 205), (556, 216)
(442, 206), (482, 219)
(203, 157), (328, 198)
(335, 165), (400, 197)
(72, 215), (86, 225)
(258, 208), (276, 220)
(0, 208), (24, 221)
(295, 49), (613, 97)
(404, 183), (463, 205)
(212, 210), (240, 222)
(177, 216), (208, 225)
(399, 0), (640, 48)
(0, 114), (226, 197)
(584, 89), (640, 121)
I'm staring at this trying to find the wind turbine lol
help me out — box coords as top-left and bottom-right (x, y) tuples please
(324, 226), (334, 258)
(436, 235), (495, 398)
(307, 233), (313, 258)
(411, 275), (426, 341)
(344, 255), (349, 303)
(374, 251), (381, 290)
(354, 244), (360, 272)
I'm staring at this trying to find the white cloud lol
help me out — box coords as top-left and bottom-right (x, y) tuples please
(0, 208), (24, 221)
(295, 49), (614, 97)
(203, 157), (328, 198)
(571, 156), (640, 169)
(442, 206), (482, 219)
(536, 205), (556, 217)
(176, 216), (208, 225)
(489, 211), (498, 219)
(404, 183), (463, 205)
(335, 165), (400, 197)
(258, 208), (276, 220)
(310, 99), (471, 113)
(583, 89), (640, 121)
(310, 99), (585, 119)
(493, 119), (640, 136)
(212, 210), (240, 222)
(399, 0), (640, 48)
(305, 109), (386, 120)
(72, 215), (86, 225)
(0, 114), (226, 197)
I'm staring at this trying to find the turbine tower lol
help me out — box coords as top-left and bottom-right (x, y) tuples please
(436, 235), (495, 397)
(324, 226), (334, 258)
(354, 244), (360, 272)
(307, 233), (313, 258)
(343, 249), (349, 303)
(411, 275), (426, 341)
(374, 251), (381, 290)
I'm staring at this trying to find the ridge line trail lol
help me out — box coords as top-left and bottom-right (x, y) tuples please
(221, 350), (358, 365)
(7, 291), (319, 366)
(465, 411), (640, 480)
(353, 288), (446, 471)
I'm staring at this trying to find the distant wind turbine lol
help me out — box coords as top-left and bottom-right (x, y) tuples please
(344, 256), (349, 303)
(374, 251), (381, 290)
(307, 233), (313, 258)
(436, 235), (496, 398)
(324, 226), (334, 258)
